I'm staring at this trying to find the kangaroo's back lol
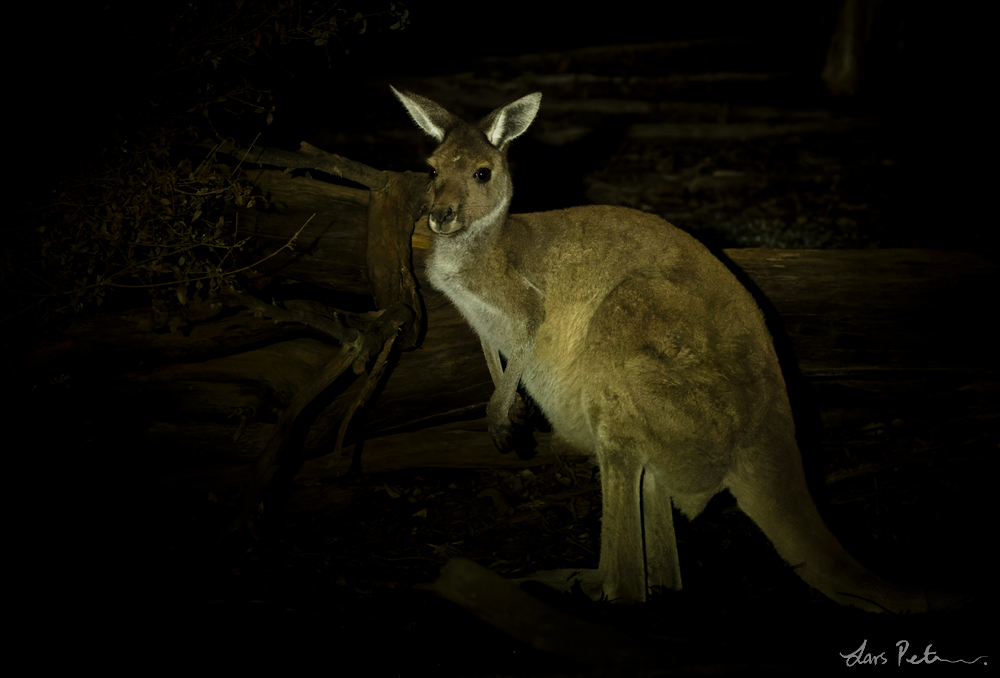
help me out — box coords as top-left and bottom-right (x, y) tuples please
(391, 86), (965, 613)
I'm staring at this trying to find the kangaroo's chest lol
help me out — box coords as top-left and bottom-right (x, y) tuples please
(430, 239), (599, 448)
(429, 249), (541, 354)
(445, 282), (519, 348)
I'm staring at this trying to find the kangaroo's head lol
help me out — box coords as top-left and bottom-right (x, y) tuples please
(391, 86), (541, 237)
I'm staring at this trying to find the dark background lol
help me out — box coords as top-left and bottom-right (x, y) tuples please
(21, 0), (989, 208)
(11, 2), (993, 674)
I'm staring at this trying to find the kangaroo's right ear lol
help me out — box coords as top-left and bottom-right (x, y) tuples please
(391, 86), (454, 142)
(480, 92), (542, 150)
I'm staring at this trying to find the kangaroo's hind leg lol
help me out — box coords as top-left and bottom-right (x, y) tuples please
(512, 442), (646, 603)
(641, 467), (682, 594)
(593, 443), (647, 602)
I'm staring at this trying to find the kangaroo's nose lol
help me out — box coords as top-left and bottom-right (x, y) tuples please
(431, 206), (455, 225)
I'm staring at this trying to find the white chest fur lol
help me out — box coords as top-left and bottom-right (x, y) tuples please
(428, 249), (523, 356)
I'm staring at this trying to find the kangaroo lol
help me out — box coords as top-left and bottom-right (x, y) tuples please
(392, 86), (956, 613)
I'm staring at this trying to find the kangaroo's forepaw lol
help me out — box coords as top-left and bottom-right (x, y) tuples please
(488, 393), (537, 459)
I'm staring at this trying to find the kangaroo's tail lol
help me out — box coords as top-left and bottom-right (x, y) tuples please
(726, 435), (964, 613)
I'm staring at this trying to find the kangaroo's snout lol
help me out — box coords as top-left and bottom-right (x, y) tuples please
(429, 205), (459, 235)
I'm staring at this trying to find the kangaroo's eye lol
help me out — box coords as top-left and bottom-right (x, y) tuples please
(428, 167), (437, 178)
(473, 168), (491, 183)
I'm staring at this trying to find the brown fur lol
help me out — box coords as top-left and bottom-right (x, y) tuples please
(392, 86), (957, 612)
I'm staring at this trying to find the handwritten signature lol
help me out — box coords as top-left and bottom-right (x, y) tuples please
(841, 639), (987, 667)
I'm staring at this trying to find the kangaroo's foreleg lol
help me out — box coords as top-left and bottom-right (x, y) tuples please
(481, 338), (504, 388)
(482, 342), (534, 455)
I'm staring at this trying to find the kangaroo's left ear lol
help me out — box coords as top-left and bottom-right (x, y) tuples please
(480, 93), (542, 150)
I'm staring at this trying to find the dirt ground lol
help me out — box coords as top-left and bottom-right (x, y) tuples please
(91, 380), (991, 674)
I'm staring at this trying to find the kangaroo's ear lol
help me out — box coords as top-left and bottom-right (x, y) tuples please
(391, 85), (454, 142)
(480, 92), (541, 150)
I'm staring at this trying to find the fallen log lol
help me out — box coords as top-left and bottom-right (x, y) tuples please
(20, 143), (997, 498)
(429, 557), (652, 668)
